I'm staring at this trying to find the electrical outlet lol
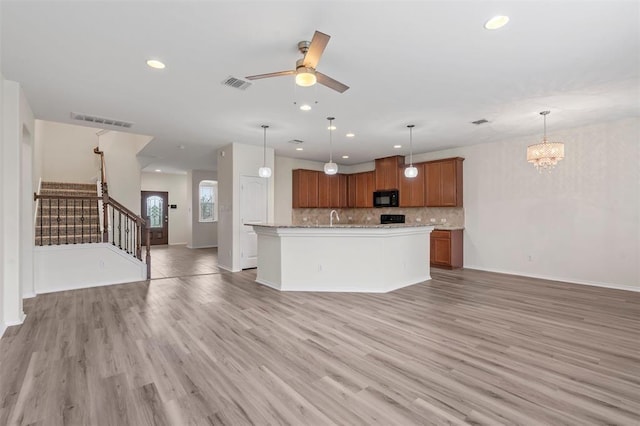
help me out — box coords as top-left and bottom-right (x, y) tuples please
(430, 218), (436, 223)
(416, 217), (422, 222)
(441, 218), (447, 223)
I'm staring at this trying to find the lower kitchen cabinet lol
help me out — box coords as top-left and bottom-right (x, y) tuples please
(430, 229), (463, 269)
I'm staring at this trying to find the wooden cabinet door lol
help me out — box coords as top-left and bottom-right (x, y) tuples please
(355, 171), (375, 208)
(425, 162), (442, 206)
(338, 174), (349, 207)
(347, 174), (357, 208)
(433, 237), (452, 265)
(292, 169), (319, 208)
(440, 160), (458, 206)
(430, 229), (463, 269)
(375, 156), (403, 190)
(425, 158), (463, 207)
(317, 173), (330, 208)
(399, 164), (425, 207)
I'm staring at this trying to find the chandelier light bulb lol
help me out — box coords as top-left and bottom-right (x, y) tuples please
(404, 165), (418, 178)
(527, 111), (565, 172)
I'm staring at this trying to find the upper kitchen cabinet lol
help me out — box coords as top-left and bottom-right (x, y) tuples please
(425, 157), (464, 207)
(375, 156), (404, 190)
(348, 171), (375, 208)
(292, 169), (319, 208)
(318, 173), (348, 208)
(398, 163), (425, 207)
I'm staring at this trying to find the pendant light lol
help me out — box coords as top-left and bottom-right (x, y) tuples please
(258, 125), (272, 178)
(324, 117), (338, 175)
(527, 111), (565, 172)
(404, 124), (418, 178)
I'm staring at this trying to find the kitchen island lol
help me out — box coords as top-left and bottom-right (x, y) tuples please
(250, 224), (434, 293)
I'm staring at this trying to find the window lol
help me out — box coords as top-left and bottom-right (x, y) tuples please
(199, 180), (217, 222)
(146, 195), (164, 228)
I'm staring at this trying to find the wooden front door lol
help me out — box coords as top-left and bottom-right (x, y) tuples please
(141, 191), (169, 245)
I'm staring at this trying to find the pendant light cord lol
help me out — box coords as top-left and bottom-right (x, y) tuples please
(328, 117), (334, 163)
(262, 125), (268, 166)
(407, 124), (415, 166)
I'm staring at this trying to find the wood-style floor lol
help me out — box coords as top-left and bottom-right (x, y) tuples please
(1, 247), (639, 425)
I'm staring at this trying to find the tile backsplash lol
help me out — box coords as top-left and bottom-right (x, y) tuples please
(292, 207), (464, 227)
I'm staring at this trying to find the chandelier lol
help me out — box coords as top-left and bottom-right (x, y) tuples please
(527, 111), (565, 172)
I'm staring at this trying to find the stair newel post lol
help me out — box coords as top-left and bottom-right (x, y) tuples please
(102, 183), (109, 243)
(145, 220), (151, 279)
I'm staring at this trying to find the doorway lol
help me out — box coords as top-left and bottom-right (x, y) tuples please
(141, 191), (169, 245)
(239, 176), (267, 269)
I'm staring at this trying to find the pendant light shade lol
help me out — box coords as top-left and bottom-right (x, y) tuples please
(324, 117), (338, 175)
(404, 124), (418, 178)
(527, 111), (564, 172)
(258, 125), (272, 178)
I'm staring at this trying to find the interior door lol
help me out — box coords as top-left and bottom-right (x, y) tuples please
(240, 176), (267, 269)
(141, 191), (169, 245)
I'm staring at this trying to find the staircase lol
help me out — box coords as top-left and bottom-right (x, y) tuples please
(35, 182), (102, 245)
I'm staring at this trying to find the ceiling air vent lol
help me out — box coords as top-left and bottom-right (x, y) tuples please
(471, 119), (489, 125)
(288, 139), (304, 145)
(222, 76), (252, 90)
(71, 112), (133, 128)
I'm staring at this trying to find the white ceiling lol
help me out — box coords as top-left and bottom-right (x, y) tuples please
(2, 1), (639, 173)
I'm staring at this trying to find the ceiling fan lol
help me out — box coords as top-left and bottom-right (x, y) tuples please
(245, 30), (349, 93)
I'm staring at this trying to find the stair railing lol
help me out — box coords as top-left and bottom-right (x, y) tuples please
(94, 146), (151, 279)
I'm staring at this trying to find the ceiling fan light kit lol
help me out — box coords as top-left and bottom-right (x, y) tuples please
(246, 30), (349, 93)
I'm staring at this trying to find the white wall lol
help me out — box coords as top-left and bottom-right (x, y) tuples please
(36, 120), (100, 183)
(217, 143), (275, 272)
(34, 244), (146, 294)
(141, 172), (189, 245)
(188, 170), (218, 248)
(0, 71), (5, 336)
(1, 78), (35, 334)
(410, 117), (639, 290)
(99, 131), (153, 214)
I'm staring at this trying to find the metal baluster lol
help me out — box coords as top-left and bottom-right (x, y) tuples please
(113, 206), (115, 245)
(65, 198), (68, 244)
(96, 200), (100, 243)
(57, 198), (60, 245)
(48, 199), (52, 245)
(118, 212), (122, 249)
(81, 199), (85, 243)
(73, 196), (77, 244)
(39, 198), (43, 246)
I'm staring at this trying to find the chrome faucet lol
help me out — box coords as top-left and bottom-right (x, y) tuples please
(330, 209), (340, 227)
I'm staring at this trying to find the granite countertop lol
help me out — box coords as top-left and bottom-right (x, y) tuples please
(249, 223), (436, 229)
(432, 225), (465, 230)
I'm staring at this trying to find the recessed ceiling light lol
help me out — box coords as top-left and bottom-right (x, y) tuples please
(484, 15), (509, 30)
(146, 59), (166, 69)
(341, 155), (349, 159)
(299, 104), (312, 111)
(346, 132), (355, 138)
(393, 144), (402, 149)
(327, 125), (336, 130)
(155, 169), (162, 172)
(178, 144), (185, 149)
(296, 147), (304, 151)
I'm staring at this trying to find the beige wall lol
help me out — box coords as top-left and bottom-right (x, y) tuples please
(141, 172), (189, 245)
(36, 120), (101, 183)
(188, 170), (218, 248)
(99, 130), (152, 215)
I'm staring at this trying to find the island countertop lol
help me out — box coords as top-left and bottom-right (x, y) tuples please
(249, 223), (435, 229)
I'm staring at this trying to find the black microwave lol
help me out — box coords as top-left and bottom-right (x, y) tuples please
(373, 190), (399, 208)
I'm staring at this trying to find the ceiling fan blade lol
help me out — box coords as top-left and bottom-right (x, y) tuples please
(245, 70), (295, 80)
(303, 31), (330, 68)
(316, 72), (349, 93)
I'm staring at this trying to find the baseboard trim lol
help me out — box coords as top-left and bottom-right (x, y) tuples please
(186, 244), (218, 249)
(0, 321), (6, 338)
(463, 265), (639, 293)
(23, 292), (37, 299)
(169, 242), (188, 246)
